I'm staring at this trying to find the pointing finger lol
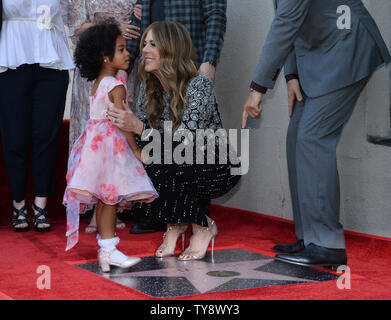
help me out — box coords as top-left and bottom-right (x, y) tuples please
(242, 110), (248, 129)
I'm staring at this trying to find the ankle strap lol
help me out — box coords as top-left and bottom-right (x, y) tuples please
(32, 202), (46, 211)
(13, 205), (26, 213)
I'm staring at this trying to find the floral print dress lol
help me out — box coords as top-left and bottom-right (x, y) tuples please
(67, 0), (138, 151)
(64, 76), (158, 251)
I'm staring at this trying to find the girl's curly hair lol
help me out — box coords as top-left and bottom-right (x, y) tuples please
(74, 20), (122, 81)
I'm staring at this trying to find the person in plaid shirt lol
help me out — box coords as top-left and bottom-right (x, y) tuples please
(126, 0), (227, 83)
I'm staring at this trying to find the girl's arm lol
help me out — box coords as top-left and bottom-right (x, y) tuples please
(109, 85), (142, 161)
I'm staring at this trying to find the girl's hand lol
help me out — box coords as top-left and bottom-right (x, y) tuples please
(134, 148), (142, 162)
(120, 21), (141, 40)
(135, 148), (150, 164)
(107, 101), (144, 135)
(134, 4), (142, 21)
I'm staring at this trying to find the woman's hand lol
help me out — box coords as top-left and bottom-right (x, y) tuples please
(120, 21), (141, 40)
(287, 79), (303, 117)
(106, 101), (144, 135)
(134, 4), (142, 21)
(75, 22), (95, 36)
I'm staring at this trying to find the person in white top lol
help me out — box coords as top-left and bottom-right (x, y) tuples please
(0, 0), (74, 233)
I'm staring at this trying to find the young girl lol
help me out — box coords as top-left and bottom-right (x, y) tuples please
(63, 21), (158, 272)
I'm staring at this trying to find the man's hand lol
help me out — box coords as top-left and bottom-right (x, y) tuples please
(199, 62), (216, 83)
(106, 102), (144, 135)
(120, 21), (141, 40)
(134, 4), (142, 20)
(242, 90), (263, 128)
(287, 79), (303, 117)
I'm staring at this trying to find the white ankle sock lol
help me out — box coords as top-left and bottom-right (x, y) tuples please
(97, 235), (128, 264)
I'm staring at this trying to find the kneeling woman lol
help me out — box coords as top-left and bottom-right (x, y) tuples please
(108, 21), (240, 261)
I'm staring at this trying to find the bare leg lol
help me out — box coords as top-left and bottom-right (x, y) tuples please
(96, 200), (116, 239)
(86, 206), (125, 233)
(85, 207), (98, 233)
(13, 200), (25, 210)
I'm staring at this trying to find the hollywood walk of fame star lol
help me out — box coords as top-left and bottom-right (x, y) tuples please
(108, 256), (313, 294)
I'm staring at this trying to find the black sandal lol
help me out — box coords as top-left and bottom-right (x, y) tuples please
(32, 202), (51, 232)
(12, 205), (29, 232)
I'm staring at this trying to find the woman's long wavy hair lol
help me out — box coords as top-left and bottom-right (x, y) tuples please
(139, 21), (199, 131)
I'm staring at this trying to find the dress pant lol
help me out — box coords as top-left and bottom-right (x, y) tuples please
(286, 77), (370, 249)
(0, 64), (69, 202)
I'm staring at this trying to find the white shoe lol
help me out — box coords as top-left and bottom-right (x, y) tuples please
(98, 249), (141, 272)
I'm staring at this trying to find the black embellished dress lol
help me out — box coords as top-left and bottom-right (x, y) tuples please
(132, 75), (241, 227)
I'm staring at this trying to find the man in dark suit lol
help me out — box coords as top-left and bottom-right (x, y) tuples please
(242, 0), (390, 269)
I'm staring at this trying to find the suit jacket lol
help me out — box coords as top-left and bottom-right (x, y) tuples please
(252, 0), (391, 98)
(127, 0), (227, 71)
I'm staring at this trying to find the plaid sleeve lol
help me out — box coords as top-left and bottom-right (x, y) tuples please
(126, 15), (142, 74)
(201, 0), (227, 66)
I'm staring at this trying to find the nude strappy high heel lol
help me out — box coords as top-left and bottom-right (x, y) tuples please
(178, 216), (218, 263)
(155, 224), (188, 258)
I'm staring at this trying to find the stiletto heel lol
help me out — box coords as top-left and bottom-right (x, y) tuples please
(211, 237), (215, 263)
(178, 216), (218, 262)
(155, 224), (188, 258)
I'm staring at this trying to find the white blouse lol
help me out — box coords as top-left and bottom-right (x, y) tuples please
(0, 0), (75, 73)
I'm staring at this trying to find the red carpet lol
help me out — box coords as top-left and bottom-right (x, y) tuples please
(1, 206), (391, 300)
(1, 121), (391, 300)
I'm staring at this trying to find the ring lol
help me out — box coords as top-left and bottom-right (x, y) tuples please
(113, 118), (117, 123)
(126, 28), (130, 32)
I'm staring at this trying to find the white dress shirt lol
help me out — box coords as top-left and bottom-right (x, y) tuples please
(0, 0), (75, 73)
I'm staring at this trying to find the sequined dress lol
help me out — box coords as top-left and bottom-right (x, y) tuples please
(67, 0), (138, 151)
(132, 75), (241, 227)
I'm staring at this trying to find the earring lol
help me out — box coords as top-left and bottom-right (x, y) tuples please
(104, 59), (108, 63)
